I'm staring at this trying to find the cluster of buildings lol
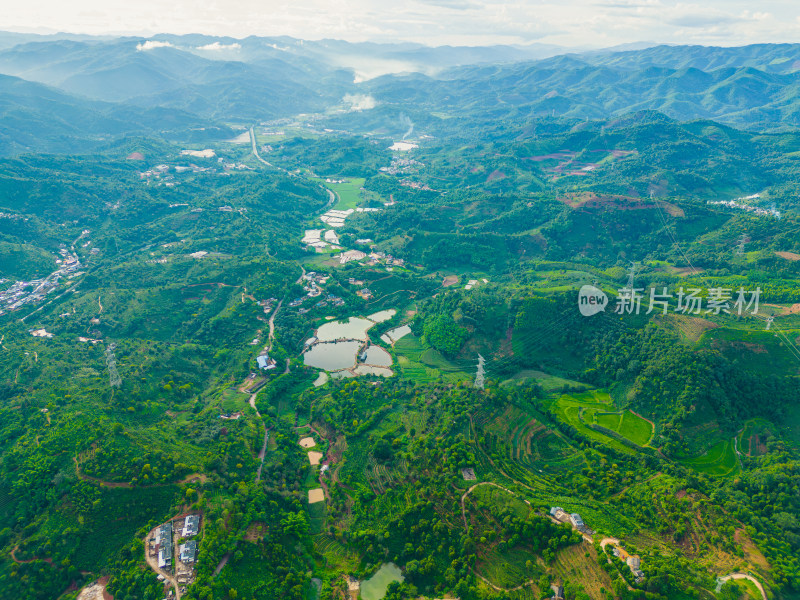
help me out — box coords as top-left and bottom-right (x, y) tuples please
(612, 547), (645, 582)
(549, 507), (595, 536)
(379, 156), (424, 175)
(138, 155), (253, 185)
(257, 298), (278, 316)
(400, 179), (434, 191)
(549, 506), (645, 583)
(0, 250), (81, 316)
(330, 248), (405, 269)
(138, 163), (209, 184)
(288, 272), (345, 311)
(322, 295), (346, 308)
(0, 212), (29, 222)
(356, 288), (373, 300)
(301, 272), (330, 296)
(149, 514), (202, 593)
(707, 194), (781, 219)
(366, 251), (405, 269)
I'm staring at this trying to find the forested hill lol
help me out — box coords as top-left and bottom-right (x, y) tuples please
(2, 36), (800, 156)
(363, 53), (800, 131)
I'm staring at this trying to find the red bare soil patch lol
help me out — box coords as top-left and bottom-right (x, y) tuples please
(786, 304), (800, 315)
(776, 251), (800, 261)
(442, 275), (459, 287)
(486, 169), (506, 182)
(732, 341), (768, 354)
(524, 152), (577, 162)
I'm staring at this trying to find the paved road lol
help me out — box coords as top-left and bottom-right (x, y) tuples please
(249, 128), (272, 167)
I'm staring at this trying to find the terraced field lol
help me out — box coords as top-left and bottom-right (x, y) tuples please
(477, 406), (584, 480)
(553, 392), (640, 455)
(677, 439), (740, 478)
(395, 334), (469, 383)
(314, 533), (359, 571)
(738, 418), (773, 457)
(584, 408), (654, 447)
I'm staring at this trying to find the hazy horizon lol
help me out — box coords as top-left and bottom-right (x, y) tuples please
(4, 0), (800, 48)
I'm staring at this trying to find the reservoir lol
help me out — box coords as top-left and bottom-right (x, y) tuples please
(303, 341), (362, 371)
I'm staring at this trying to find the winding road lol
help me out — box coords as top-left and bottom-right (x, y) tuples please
(715, 573), (767, 600)
(460, 481), (515, 529)
(267, 300), (282, 351)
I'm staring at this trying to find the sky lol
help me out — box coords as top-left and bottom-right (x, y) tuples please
(5, 0), (800, 48)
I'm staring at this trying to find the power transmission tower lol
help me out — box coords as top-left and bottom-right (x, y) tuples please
(766, 316), (774, 331)
(474, 354), (486, 390)
(625, 262), (639, 289)
(105, 343), (122, 388)
(735, 233), (747, 257)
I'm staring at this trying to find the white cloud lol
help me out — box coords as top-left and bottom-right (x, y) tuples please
(135, 39), (173, 51)
(196, 41), (242, 51)
(5, 0), (800, 48)
(343, 93), (377, 110)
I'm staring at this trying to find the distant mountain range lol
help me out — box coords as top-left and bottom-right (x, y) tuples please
(0, 73), (229, 155)
(361, 45), (800, 132)
(0, 33), (799, 155)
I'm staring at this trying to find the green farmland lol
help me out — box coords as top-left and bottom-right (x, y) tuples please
(677, 439), (740, 478)
(314, 177), (368, 211)
(552, 392), (655, 454)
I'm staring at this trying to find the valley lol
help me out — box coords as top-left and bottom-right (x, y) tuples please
(0, 32), (799, 600)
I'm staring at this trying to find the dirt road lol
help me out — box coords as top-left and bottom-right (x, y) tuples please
(143, 529), (180, 600)
(715, 573), (767, 600)
(460, 481), (515, 529)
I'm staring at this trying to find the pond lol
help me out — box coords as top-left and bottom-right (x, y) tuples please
(367, 309), (397, 323)
(303, 341), (362, 371)
(353, 365), (393, 377)
(331, 370), (357, 379)
(360, 563), (404, 600)
(382, 324), (411, 344)
(316, 317), (375, 342)
(361, 345), (392, 366)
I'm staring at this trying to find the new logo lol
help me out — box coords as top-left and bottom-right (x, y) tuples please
(578, 285), (608, 317)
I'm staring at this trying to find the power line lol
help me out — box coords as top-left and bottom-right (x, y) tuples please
(651, 195), (800, 365)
